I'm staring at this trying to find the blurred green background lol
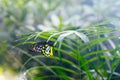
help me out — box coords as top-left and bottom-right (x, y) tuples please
(0, 0), (120, 80)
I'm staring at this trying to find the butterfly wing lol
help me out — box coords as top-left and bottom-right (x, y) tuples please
(29, 41), (54, 56)
(42, 44), (53, 56)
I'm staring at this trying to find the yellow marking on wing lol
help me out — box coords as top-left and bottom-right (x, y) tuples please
(42, 46), (53, 57)
(50, 47), (53, 56)
(45, 44), (48, 47)
(42, 47), (45, 49)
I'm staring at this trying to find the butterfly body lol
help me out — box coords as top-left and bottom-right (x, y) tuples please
(29, 41), (54, 56)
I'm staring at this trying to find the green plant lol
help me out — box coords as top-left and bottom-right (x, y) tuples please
(18, 21), (120, 80)
(0, 0), (120, 80)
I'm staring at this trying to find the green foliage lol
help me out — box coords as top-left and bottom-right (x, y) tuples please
(0, 0), (120, 80)
(18, 23), (120, 80)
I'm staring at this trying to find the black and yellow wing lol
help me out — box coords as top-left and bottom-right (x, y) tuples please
(29, 41), (54, 56)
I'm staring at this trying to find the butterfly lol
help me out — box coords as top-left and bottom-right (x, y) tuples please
(29, 41), (54, 56)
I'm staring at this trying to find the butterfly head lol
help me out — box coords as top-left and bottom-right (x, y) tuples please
(47, 41), (54, 46)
